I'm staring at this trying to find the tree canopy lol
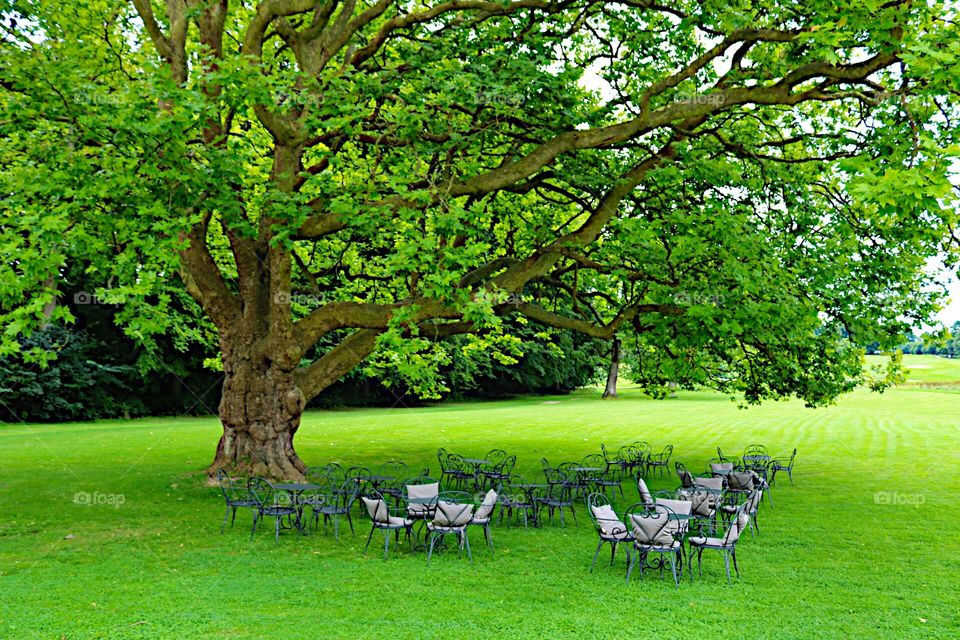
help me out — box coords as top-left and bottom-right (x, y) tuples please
(2, 0), (959, 476)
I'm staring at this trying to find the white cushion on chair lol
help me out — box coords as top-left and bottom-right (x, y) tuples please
(434, 501), (474, 526)
(591, 504), (629, 538)
(636, 478), (654, 506)
(362, 497), (388, 522)
(474, 490), (498, 520)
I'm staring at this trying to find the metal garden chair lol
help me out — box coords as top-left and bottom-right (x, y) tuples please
(426, 491), (476, 562)
(586, 493), (633, 575)
(647, 444), (674, 477)
(309, 478), (358, 540)
(467, 488), (499, 551)
(770, 448), (797, 485)
(361, 490), (414, 559)
(247, 477), (299, 543)
(625, 502), (684, 587)
(687, 505), (750, 584)
(215, 469), (258, 534)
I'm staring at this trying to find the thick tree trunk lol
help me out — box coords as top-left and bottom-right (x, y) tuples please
(602, 338), (621, 399)
(207, 342), (308, 480)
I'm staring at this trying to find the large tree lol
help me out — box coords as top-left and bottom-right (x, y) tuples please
(2, 0), (958, 478)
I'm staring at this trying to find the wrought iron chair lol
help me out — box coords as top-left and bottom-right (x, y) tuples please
(687, 505), (750, 584)
(688, 481), (723, 537)
(443, 454), (474, 489)
(481, 454), (515, 490)
(625, 502), (683, 587)
(583, 453), (622, 498)
(716, 446), (740, 467)
(378, 461), (409, 503)
(499, 475), (538, 528)
(721, 486), (762, 537)
(707, 457), (735, 477)
(247, 477), (299, 543)
(536, 471), (577, 526)
(600, 443), (625, 479)
(216, 469), (258, 534)
(647, 444), (673, 477)
(675, 462), (695, 489)
(403, 477), (442, 521)
(586, 493), (633, 574)
(616, 444), (643, 476)
(770, 448), (797, 485)
(361, 490), (414, 559)
(323, 462), (347, 483)
(309, 478), (358, 539)
(481, 449), (508, 480)
(467, 488), (498, 551)
(426, 490), (476, 562)
(633, 440), (653, 475)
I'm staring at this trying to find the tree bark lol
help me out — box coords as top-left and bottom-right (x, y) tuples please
(602, 338), (621, 399)
(207, 333), (308, 480)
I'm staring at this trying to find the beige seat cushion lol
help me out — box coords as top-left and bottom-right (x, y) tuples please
(474, 489), (498, 520)
(636, 478), (654, 506)
(695, 476), (723, 490)
(387, 515), (412, 527)
(727, 472), (754, 491)
(434, 501), (474, 527)
(362, 496), (388, 522)
(406, 482), (440, 501)
(629, 513), (675, 546)
(591, 504), (629, 537)
(711, 462), (734, 474)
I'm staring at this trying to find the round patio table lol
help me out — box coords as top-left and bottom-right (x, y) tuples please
(273, 482), (324, 532)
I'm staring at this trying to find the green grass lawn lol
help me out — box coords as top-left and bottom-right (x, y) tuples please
(2, 365), (960, 638)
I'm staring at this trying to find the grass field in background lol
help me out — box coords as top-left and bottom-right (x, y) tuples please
(2, 356), (959, 638)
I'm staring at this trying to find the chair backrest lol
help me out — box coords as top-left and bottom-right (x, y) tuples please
(617, 444), (640, 463)
(743, 444), (769, 459)
(744, 487), (763, 515)
(324, 462), (346, 482)
(658, 444), (673, 461)
(784, 448), (798, 466)
(306, 466), (335, 485)
(581, 453), (606, 473)
(247, 477), (284, 508)
(633, 441), (652, 457)
(540, 457), (553, 471)
(626, 503), (675, 545)
(445, 454), (468, 472)
(716, 446), (731, 462)
(332, 479), (358, 510)
(675, 462), (694, 488)
(498, 455), (517, 474)
(486, 449), (507, 465)
(379, 460), (408, 479)
(433, 491), (475, 526)
(600, 443), (613, 464)
(636, 475), (654, 507)
(216, 469), (245, 502)
(346, 466), (372, 483)
(437, 447), (448, 465)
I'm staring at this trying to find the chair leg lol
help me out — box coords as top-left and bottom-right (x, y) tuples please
(347, 511), (354, 535)
(250, 512), (260, 541)
(625, 549), (635, 583)
(222, 506), (230, 534)
(484, 524), (493, 551)
(788, 469), (793, 484)
(427, 533), (437, 563)
(333, 515), (340, 540)
(363, 525), (375, 556)
(669, 553), (679, 588)
(610, 541), (617, 566)
(732, 549), (740, 578)
(697, 548), (703, 577)
(590, 540), (604, 572)
(463, 530), (472, 561)
(383, 530), (390, 560)
(274, 517), (281, 544)
(723, 551), (731, 585)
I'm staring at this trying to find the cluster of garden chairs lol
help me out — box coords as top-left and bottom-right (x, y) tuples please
(215, 459), (500, 561)
(586, 444), (797, 586)
(436, 448), (517, 490)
